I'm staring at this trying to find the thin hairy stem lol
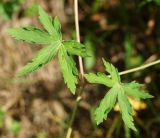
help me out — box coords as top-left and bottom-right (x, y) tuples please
(119, 59), (160, 76)
(106, 59), (160, 78)
(66, 0), (84, 137)
(75, 0), (84, 79)
(66, 95), (81, 138)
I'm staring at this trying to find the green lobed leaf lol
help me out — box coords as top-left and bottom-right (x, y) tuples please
(7, 27), (52, 44)
(63, 40), (89, 57)
(84, 72), (114, 87)
(58, 45), (78, 94)
(85, 59), (153, 131)
(118, 84), (137, 131)
(7, 6), (90, 95)
(17, 42), (60, 76)
(95, 83), (118, 124)
(123, 82), (153, 99)
(8, 6), (91, 95)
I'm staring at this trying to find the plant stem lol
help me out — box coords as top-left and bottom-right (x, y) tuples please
(66, 0), (84, 137)
(119, 59), (160, 76)
(74, 0), (84, 79)
(66, 96), (81, 138)
(106, 116), (120, 138)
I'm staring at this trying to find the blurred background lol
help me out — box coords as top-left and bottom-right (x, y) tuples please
(0, 0), (160, 138)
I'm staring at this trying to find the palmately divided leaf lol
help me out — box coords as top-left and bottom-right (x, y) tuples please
(58, 45), (78, 94)
(7, 27), (52, 44)
(118, 85), (137, 131)
(17, 42), (60, 76)
(123, 82), (153, 99)
(95, 84), (118, 124)
(84, 72), (114, 87)
(85, 59), (153, 131)
(7, 6), (91, 95)
(63, 40), (89, 57)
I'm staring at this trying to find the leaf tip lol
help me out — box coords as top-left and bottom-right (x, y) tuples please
(38, 5), (43, 11)
(54, 16), (59, 21)
(102, 58), (106, 64)
(38, 5), (46, 16)
(148, 94), (154, 98)
(131, 126), (137, 132)
(96, 122), (100, 125)
(95, 117), (102, 125)
(70, 89), (76, 95)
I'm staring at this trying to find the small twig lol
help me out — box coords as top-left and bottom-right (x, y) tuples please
(75, 0), (84, 79)
(66, 95), (82, 138)
(119, 59), (160, 76)
(106, 59), (160, 78)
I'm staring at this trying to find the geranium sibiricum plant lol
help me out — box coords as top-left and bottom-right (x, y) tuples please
(8, 6), (88, 94)
(8, 5), (155, 136)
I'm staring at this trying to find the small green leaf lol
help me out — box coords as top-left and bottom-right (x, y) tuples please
(118, 84), (137, 131)
(38, 6), (55, 35)
(95, 83), (118, 124)
(58, 46), (78, 94)
(84, 72), (114, 87)
(123, 82), (153, 99)
(63, 40), (89, 57)
(17, 42), (60, 76)
(7, 27), (52, 44)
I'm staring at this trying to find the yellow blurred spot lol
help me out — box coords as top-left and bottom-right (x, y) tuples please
(114, 97), (147, 116)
